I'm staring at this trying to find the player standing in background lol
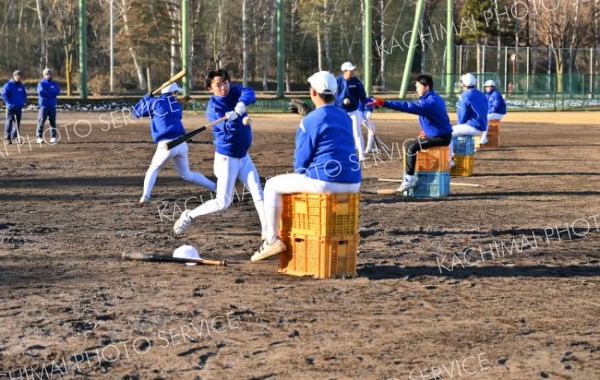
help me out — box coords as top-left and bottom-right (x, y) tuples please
(133, 82), (216, 204)
(251, 71), (361, 262)
(335, 62), (373, 162)
(1, 70), (27, 144)
(481, 79), (507, 145)
(449, 73), (488, 165)
(36, 68), (60, 144)
(368, 74), (452, 193)
(173, 69), (267, 240)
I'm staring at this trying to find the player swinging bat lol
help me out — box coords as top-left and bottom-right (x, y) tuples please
(132, 71), (216, 204)
(172, 68), (268, 244)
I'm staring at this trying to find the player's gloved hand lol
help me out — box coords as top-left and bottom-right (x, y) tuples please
(234, 102), (246, 115)
(364, 111), (372, 120)
(226, 111), (239, 121)
(366, 99), (385, 108)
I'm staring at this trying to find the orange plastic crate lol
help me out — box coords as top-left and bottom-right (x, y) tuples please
(487, 120), (501, 134)
(279, 193), (360, 236)
(278, 233), (358, 279)
(404, 145), (450, 172)
(450, 154), (474, 176)
(479, 133), (501, 148)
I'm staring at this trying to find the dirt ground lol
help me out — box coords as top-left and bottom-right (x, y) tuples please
(0, 110), (599, 380)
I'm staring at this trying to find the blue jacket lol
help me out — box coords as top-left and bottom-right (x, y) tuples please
(37, 78), (60, 107)
(335, 76), (372, 113)
(132, 94), (186, 143)
(294, 104), (361, 184)
(206, 84), (255, 158)
(457, 88), (488, 131)
(382, 90), (453, 137)
(486, 88), (506, 115)
(1, 79), (27, 109)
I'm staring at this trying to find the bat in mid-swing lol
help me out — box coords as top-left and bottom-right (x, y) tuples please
(166, 116), (227, 150)
(122, 251), (227, 266)
(152, 70), (186, 95)
(167, 114), (251, 150)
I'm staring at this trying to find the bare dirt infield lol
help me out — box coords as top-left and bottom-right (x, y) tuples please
(1, 110), (599, 380)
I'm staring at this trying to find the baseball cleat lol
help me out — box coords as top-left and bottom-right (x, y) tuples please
(50, 137), (57, 143)
(396, 177), (417, 193)
(36, 138), (43, 144)
(139, 196), (150, 204)
(173, 210), (194, 235)
(251, 238), (286, 262)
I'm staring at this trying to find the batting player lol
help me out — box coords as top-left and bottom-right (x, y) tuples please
(481, 79), (506, 145)
(450, 73), (488, 163)
(335, 62), (373, 161)
(173, 69), (267, 239)
(1, 70), (27, 144)
(368, 74), (452, 193)
(251, 71), (361, 262)
(133, 82), (216, 204)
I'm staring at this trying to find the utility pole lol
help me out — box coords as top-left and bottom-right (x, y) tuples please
(79, 0), (87, 99)
(182, 0), (190, 96)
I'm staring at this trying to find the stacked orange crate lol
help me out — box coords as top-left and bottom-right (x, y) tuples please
(278, 193), (360, 279)
(480, 120), (501, 148)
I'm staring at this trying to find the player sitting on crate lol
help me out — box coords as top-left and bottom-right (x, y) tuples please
(481, 79), (506, 145)
(367, 74), (453, 193)
(251, 71), (362, 262)
(449, 73), (488, 160)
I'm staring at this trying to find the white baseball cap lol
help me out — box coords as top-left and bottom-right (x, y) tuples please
(484, 80), (495, 87)
(173, 244), (201, 266)
(308, 71), (337, 95)
(161, 82), (183, 94)
(43, 68), (52, 75)
(461, 73), (477, 87)
(341, 62), (356, 71)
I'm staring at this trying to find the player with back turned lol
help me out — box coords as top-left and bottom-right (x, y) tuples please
(251, 71), (361, 262)
(173, 69), (268, 242)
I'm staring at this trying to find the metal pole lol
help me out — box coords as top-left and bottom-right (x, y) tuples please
(79, 0), (87, 99)
(504, 46), (508, 93)
(526, 46), (530, 95)
(445, 0), (454, 94)
(182, 0), (190, 96)
(399, 0), (426, 98)
(363, 0), (372, 96)
(276, 0), (284, 98)
(109, 0), (114, 93)
(590, 48), (594, 99)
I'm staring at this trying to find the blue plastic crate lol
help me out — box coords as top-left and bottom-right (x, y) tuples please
(452, 136), (475, 155)
(405, 171), (450, 197)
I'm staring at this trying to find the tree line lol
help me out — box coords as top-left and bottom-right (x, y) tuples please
(0, 0), (597, 95)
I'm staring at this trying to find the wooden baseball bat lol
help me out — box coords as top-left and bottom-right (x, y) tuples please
(166, 116), (227, 150)
(152, 69), (186, 95)
(122, 251), (227, 266)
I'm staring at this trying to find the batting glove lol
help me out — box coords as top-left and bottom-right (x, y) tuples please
(226, 111), (239, 121)
(234, 102), (246, 115)
(364, 111), (372, 120)
(366, 99), (385, 108)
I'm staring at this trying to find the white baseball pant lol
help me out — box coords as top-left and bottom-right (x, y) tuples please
(142, 141), (216, 200)
(363, 120), (376, 153)
(263, 173), (360, 243)
(480, 113), (504, 144)
(348, 109), (365, 161)
(188, 152), (267, 235)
